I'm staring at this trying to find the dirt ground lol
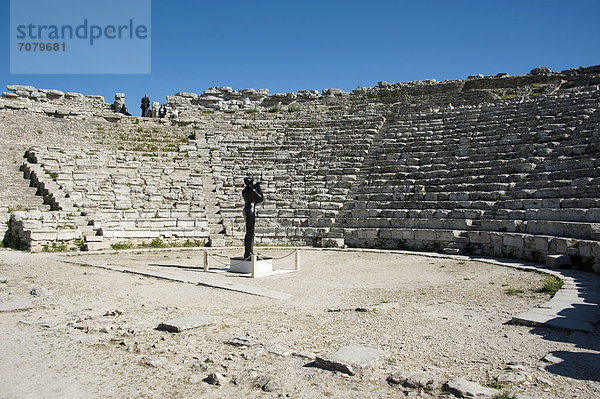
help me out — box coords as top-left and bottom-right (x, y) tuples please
(0, 247), (599, 398)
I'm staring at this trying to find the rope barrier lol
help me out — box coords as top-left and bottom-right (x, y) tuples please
(204, 248), (300, 274)
(205, 249), (298, 262)
(207, 253), (248, 267)
(256, 249), (298, 261)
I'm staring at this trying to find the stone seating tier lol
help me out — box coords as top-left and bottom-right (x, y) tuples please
(3, 69), (600, 270)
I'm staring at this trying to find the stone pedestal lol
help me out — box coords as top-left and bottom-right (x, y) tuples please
(229, 257), (273, 275)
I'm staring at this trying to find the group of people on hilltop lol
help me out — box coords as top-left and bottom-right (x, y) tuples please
(141, 94), (178, 118)
(118, 94), (178, 119)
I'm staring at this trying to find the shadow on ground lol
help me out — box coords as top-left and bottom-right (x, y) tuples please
(542, 350), (600, 382)
(148, 263), (204, 271)
(526, 268), (600, 381)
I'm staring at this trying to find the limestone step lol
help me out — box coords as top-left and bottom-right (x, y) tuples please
(84, 241), (112, 251)
(84, 234), (104, 242)
(100, 227), (209, 239)
(488, 208), (600, 223)
(208, 234), (226, 247)
(442, 247), (462, 255)
(210, 223), (225, 235)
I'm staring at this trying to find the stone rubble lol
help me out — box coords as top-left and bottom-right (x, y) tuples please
(204, 371), (227, 386)
(387, 369), (444, 390)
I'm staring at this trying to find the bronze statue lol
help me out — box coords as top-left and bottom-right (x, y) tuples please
(242, 177), (264, 259)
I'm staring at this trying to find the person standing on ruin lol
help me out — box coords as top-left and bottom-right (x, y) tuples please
(141, 94), (150, 117)
(242, 177), (264, 260)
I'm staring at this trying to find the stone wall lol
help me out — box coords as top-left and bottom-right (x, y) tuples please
(165, 65), (599, 114)
(1, 84), (110, 118)
(1, 65), (599, 271)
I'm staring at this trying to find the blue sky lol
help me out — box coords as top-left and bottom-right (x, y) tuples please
(1, 0), (599, 109)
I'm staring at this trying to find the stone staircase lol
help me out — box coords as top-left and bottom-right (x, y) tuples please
(0, 154), (51, 245)
(195, 130), (226, 247)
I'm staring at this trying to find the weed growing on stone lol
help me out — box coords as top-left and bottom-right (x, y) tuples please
(538, 275), (563, 296)
(111, 242), (134, 250)
(486, 380), (505, 390)
(42, 242), (68, 252)
(141, 238), (170, 249)
(504, 288), (524, 296)
(268, 104), (284, 113)
(7, 205), (30, 212)
(44, 170), (59, 179)
(494, 392), (517, 399)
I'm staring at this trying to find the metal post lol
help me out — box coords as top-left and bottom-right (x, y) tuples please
(295, 249), (300, 271)
(251, 254), (257, 278)
(203, 250), (209, 272)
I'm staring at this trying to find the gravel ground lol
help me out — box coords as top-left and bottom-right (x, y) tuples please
(0, 247), (599, 398)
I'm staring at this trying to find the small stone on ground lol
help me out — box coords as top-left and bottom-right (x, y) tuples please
(267, 343), (291, 357)
(443, 377), (500, 398)
(156, 315), (217, 332)
(262, 379), (281, 392)
(225, 337), (258, 347)
(204, 372), (227, 386)
(542, 353), (564, 364)
(387, 369), (443, 389)
(314, 345), (388, 376)
(497, 371), (528, 384)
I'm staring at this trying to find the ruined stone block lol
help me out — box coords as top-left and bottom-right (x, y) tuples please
(503, 234), (524, 248)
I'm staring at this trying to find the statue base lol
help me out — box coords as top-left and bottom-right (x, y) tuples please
(229, 257), (273, 275)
